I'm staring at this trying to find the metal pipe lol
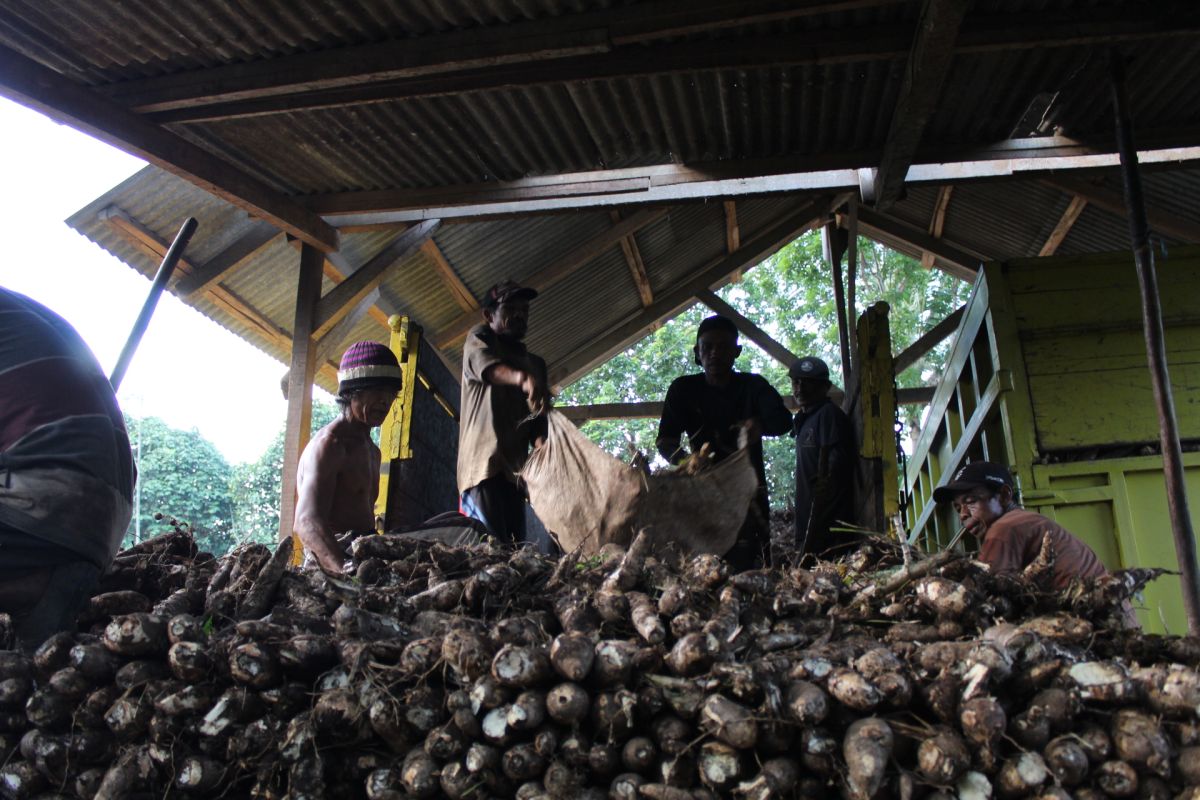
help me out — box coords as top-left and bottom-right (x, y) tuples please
(1110, 52), (1200, 635)
(110, 217), (199, 391)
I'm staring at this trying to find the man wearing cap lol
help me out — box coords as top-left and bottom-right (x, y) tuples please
(293, 341), (404, 572)
(934, 462), (1138, 628)
(656, 315), (792, 570)
(792, 355), (858, 560)
(457, 281), (550, 546)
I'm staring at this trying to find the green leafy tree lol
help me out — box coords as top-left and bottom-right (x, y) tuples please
(230, 401), (341, 545)
(124, 415), (236, 555)
(556, 230), (967, 509)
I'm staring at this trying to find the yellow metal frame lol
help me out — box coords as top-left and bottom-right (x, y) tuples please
(856, 301), (901, 537)
(375, 315), (421, 525)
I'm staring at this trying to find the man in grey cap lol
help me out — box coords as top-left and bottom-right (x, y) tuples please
(791, 356), (858, 560)
(457, 280), (551, 546)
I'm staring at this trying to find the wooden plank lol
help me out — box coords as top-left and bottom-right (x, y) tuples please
(873, 0), (971, 208)
(855, 206), (982, 280)
(0, 45), (337, 252)
(175, 221), (279, 296)
(549, 194), (843, 388)
(421, 239), (478, 312)
(921, 185), (954, 268)
(280, 244), (325, 544)
(559, 401), (664, 422)
(106, 0), (902, 114)
(1040, 175), (1200, 244)
(696, 289), (799, 367)
(724, 200), (741, 254)
(314, 287), (381, 366)
(100, 208), (293, 345)
(435, 206), (668, 346)
(313, 220), (440, 341)
(611, 210), (653, 307)
(1037, 195), (1088, 256)
(893, 305), (966, 374)
(128, 7), (1200, 123)
(897, 386), (937, 405)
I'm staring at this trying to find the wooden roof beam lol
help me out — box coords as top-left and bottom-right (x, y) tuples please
(421, 239), (478, 313)
(871, 0), (970, 209)
(921, 185), (954, 268)
(120, 6), (1200, 124)
(0, 45), (337, 252)
(855, 207), (982, 280)
(315, 144), (1200, 223)
(1039, 175), (1200, 243)
(1038, 195), (1088, 256)
(313, 220), (441, 341)
(697, 290), (798, 368)
(611, 210), (653, 307)
(548, 194), (844, 389)
(175, 221), (279, 297)
(435, 206), (668, 347)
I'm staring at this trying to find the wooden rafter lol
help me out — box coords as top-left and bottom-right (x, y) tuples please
(548, 194), (844, 388)
(724, 201), (741, 254)
(872, 0), (971, 208)
(174, 222), (280, 296)
(697, 290), (797, 368)
(421, 239), (478, 312)
(611, 210), (653, 307)
(313, 220), (441, 340)
(0, 45), (337, 252)
(435, 206), (668, 346)
(893, 305), (965, 375)
(1040, 175), (1200, 243)
(105, 7), (1200, 125)
(315, 143), (1200, 224)
(1038, 195), (1088, 256)
(855, 207), (981, 280)
(921, 185), (954, 268)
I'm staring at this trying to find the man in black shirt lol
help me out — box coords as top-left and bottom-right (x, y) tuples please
(791, 356), (858, 560)
(656, 315), (792, 570)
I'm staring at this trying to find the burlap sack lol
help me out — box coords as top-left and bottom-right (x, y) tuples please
(522, 411), (759, 557)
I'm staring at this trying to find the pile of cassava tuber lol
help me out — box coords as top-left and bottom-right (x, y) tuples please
(0, 523), (1198, 800)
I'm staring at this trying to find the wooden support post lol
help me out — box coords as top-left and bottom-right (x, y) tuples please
(921, 185), (954, 268)
(846, 199), (860, 375)
(1111, 53), (1200, 635)
(824, 222), (853, 384)
(280, 244), (325, 551)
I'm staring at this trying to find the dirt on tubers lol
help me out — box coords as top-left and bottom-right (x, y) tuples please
(0, 524), (1196, 799)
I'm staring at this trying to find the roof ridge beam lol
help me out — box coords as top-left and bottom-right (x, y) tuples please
(0, 45), (338, 252)
(434, 206), (668, 347)
(871, 0), (971, 208)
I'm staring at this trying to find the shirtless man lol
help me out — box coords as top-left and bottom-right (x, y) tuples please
(293, 341), (403, 572)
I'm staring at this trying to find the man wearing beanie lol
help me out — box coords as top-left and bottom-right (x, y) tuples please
(458, 280), (550, 546)
(293, 341), (403, 572)
(655, 315), (792, 571)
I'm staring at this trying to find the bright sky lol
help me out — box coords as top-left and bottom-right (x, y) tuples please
(0, 97), (299, 464)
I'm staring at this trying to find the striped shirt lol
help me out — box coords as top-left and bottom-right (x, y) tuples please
(0, 288), (134, 565)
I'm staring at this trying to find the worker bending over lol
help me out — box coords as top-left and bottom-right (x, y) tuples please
(934, 461), (1139, 627)
(656, 315), (792, 571)
(791, 356), (858, 561)
(294, 341), (402, 572)
(457, 281), (551, 548)
(0, 287), (135, 648)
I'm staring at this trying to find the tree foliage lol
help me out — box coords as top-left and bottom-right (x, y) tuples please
(123, 414), (236, 555)
(556, 229), (968, 508)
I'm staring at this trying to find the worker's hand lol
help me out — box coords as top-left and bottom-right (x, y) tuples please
(520, 371), (550, 416)
(741, 418), (762, 440)
(533, 435), (547, 449)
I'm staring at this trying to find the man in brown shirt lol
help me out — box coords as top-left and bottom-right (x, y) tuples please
(934, 461), (1139, 627)
(457, 281), (550, 545)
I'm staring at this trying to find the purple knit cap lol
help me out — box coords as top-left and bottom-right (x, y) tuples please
(338, 341), (402, 395)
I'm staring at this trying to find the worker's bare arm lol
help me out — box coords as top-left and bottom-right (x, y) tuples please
(294, 432), (349, 573)
(483, 363), (548, 414)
